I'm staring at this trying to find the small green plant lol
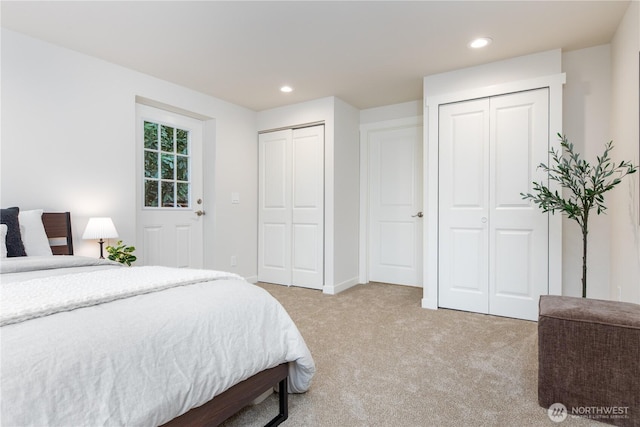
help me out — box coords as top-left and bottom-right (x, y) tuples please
(521, 134), (637, 298)
(105, 240), (137, 266)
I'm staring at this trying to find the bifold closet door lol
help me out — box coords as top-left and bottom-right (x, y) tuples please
(258, 129), (291, 286)
(438, 98), (491, 314)
(258, 126), (324, 290)
(489, 90), (549, 320)
(438, 89), (549, 321)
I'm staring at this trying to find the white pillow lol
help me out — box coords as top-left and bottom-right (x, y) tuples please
(18, 209), (53, 256)
(0, 224), (7, 258)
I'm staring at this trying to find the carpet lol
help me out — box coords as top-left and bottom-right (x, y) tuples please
(221, 282), (600, 426)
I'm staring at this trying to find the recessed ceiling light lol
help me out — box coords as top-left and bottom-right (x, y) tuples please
(280, 86), (293, 93)
(469, 37), (492, 49)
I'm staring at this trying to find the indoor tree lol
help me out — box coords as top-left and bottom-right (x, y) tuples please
(521, 133), (637, 298)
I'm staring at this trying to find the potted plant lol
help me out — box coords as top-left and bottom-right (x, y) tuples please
(105, 240), (137, 266)
(521, 134), (637, 298)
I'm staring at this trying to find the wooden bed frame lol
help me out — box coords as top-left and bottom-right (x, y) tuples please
(40, 212), (290, 427)
(162, 364), (288, 427)
(42, 212), (74, 255)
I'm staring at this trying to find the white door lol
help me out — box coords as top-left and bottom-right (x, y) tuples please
(438, 99), (490, 313)
(258, 125), (324, 289)
(291, 126), (324, 288)
(438, 89), (549, 321)
(368, 124), (423, 286)
(258, 129), (291, 285)
(489, 89), (549, 320)
(136, 104), (204, 268)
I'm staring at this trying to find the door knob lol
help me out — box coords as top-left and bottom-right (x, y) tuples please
(412, 212), (424, 218)
(195, 210), (205, 216)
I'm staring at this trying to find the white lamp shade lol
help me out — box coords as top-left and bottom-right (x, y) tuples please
(82, 217), (119, 240)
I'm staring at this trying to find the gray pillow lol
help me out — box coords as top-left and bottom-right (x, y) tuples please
(0, 207), (27, 257)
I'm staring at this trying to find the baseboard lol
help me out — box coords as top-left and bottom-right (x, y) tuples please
(245, 275), (258, 284)
(323, 277), (360, 295)
(421, 297), (438, 310)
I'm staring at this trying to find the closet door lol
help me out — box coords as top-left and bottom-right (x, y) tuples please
(489, 89), (549, 320)
(438, 99), (491, 314)
(438, 89), (549, 321)
(258, 125), (324, 289)
(291, 126), (324, 289)
(258, 129), (292, 285)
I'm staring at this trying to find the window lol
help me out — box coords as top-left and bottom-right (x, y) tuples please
(143, 121), (191, 208)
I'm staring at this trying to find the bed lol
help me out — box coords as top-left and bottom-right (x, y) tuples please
(0, 209), (315, 426)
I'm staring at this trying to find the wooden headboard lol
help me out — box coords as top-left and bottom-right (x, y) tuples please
(42, 212), (74, 255)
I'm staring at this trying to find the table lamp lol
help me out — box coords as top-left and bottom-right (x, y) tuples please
(82, 217), (119, 259)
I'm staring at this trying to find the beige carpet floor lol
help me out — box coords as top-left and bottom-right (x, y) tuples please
(221, 282), (601, 427)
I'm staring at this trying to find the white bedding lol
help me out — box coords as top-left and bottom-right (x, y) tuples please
(1, 263), (244, 326)
(0, 255), (122, 284)
(0, 257), (315, 426)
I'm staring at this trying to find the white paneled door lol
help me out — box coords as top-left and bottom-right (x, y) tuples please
(368, 123), (423, 286)
(136, 104), (204, 268)
(438, 89), (549, 321)
(258, 125), (324, 290)
(258, 129), (290, 285)
(438, 99), (490, 313)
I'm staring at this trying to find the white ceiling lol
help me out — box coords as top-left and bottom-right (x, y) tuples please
(1, 1), (631, 111)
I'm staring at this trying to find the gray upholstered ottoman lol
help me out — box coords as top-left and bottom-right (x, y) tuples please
(538, 295), (640, 426)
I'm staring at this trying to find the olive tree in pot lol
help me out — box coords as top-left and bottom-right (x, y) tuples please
(521, 134), (637, 298)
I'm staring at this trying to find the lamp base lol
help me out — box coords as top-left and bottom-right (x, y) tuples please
(98, 239), (105, 259)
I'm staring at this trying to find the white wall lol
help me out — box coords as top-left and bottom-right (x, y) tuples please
(423, 50), (563, 98)
(1, 29), (258, 279)
(561, 45), (613, 299)
(332, 98), (360, 291)
(609, 0), (640, 304)
(360, 100), (422, 124)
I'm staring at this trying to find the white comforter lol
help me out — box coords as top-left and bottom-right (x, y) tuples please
(0, 257), (315, 427)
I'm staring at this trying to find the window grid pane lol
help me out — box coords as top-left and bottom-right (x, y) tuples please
(177, 129), (188, 154)
(161, 153), (175, 180)
(176, 155), (188, 181)
(144, 122), (158, 150)
(143, 120), (191, 209)
(144, 151), (158, 178)
(144, 179), (159, 207)
(161, 125), (174, 152)
(177, 182), (189, 207)
(161, 181), (175, 207)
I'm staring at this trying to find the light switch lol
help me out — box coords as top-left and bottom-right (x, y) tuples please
(231, 192), (240, 204)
